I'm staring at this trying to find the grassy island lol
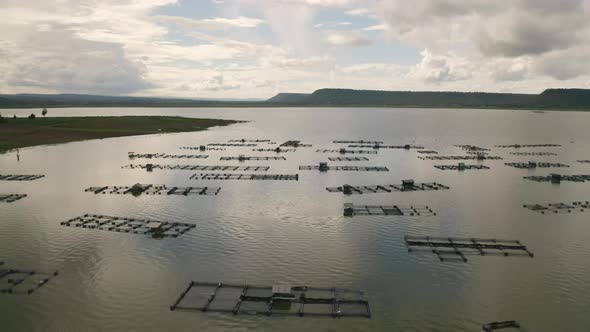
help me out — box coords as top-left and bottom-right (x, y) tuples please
(0, 116), (239, 153)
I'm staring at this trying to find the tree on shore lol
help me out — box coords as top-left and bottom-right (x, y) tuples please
(42, 108), (48, 116)
(28, 113), (36, 120)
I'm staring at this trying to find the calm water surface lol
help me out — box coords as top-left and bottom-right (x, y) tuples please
(1, 107), (590, 331)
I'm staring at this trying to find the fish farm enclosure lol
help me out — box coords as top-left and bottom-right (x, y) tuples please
(3, 106), (590, 332)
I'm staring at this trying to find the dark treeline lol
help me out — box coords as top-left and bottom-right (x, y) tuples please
(2, 88), (590, 110)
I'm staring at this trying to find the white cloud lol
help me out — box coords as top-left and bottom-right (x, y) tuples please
(157, 15), (264, 29)
(325, 31), (371, 46)
(363, 24), (386, 31)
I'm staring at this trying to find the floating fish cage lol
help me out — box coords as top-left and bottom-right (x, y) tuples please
(524, 174), (590, 183)
(495, 144), (561, 148)
(220, 156), (286, 161)
(208, 143), (258, 147)
(0, 265), (58, 295)
(85, 184), (221, 196)
(328, 157), (370, 161)
(253, 148), (296, 153)
(434, 164), (490, 171)
(280, 140), (312, 148)
(482, 320), (521, 331)
(316, 149), (377, 155)
(300, 163), (388, 172)
(343, 203), (436, 217)
(128, 152), (208, 159)
(524, 201), (590, 214)
(122, 164), (270, 172)
(0, 174), (45, 181)
(170, 281), (371, 318)
(60, 214), (195, 238)
(180, 146), (225, 151)
(348, 144), (424, 150)
(229, 139), (273, 143)
(504, 162), (569, 169)
(510, 152), (557, 156)
(419, 155), (502, 160)
(455, 145), (490, 152)
(577, 160), (590, 163)
(404, 236), (534, 263)
(417, 150), (439, 154)
(333, 140), (383, 144)
(327, 181), (449, 195)
(190, 173), (299, 181)
(0, 194), (27, 203)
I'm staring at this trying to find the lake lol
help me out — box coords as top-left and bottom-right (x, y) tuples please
(1, 107), (590, 331)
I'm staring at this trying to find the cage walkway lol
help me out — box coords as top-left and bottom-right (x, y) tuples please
(85, 183), (221, 196)
(128, 153), (208, 159)
(455, 145), (490, 152)
(61, 214), (195, 238)
(434, 164), (490, 170)
(524, 174), (590, 183)
(229, 139), (273, 143)
(316, 149), (377, 155)
(348, 144), (424, 150)
(180, 146), (225, 151)
(327, 181), (449, 194)
(0, 263), (58, 295)
(524, 201), (590, 214)
(328, 157), (370, 161)
(220, 156), (286, 161)
(170, 281), (371, 318)
(419, 155), (502, 160)
(190, 173), (298, 181)
(344, 204), (435, 217)
(208, 143), (257, 147)
(300, 165), (388, 172)
(482, 320), (521, 331)
(511, 152), (557, 156)
(122, 164), (270, 172)
(505, 162), (569, 169)
(0, 174), (45, 181)
(333, 140), (383, 144)
(417, 150), (438, 154)
(404, 236), (534, 263)
(495, 144), (560, 148)
(0, 194), (27, 203)
(253, 148), (296, 153)
(280, 140), (312, 148)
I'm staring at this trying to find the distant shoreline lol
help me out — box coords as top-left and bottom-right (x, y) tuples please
(0, 116), (240, 153)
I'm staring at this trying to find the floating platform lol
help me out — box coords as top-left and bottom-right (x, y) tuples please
(122, 164), (270, 172)
(0, 174), (45, 181)
(190, 173), (298, 181)
(0, 194), (27, 203)
(253, 148), (296, 153)
(220, 156), (286, 161)
(316, 149), (377, 155)
(482, 320), (521, 331)
(0, 265), (58, 295)
(180, 146), (225, 151)
(344, 203), (435, 217)
(61, 214), (195, 238)
(504, 162), (569, 169)
(85, 183), (221, 196)
(327, 181), (449, 194)
(510, 152), (557, 156)
(524, 201), (590, 214)
(280, 140), (312, 148)
(434, 164), (490, 170)
(524, 174), (590, 183)
(300, 163), (388, 172)
(229, 139), (273, 143)
(347, 144), (424, 150)
(495, 144), (561, 148)
(128, 152), (208, 159)
(333, 140), (383, 144)
(328, 157), (369, 161)
(404, 236), (534, 262)
(170, 281), (371, 318)
(208, 143), (257, 147)
(419, 155), (502, 160)
(417, 150), (438, 154)
(577, 160), (590, 163)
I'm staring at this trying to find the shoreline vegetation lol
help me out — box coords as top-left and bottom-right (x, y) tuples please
(1, 88), (590, 111)
(0, 116), (239, 153)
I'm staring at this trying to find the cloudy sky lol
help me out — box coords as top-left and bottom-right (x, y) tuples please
(1, 0), (589, 99)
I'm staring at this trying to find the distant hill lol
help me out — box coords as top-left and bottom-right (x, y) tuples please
(1, 88), (590, 110)
(266, 93), (311, 104)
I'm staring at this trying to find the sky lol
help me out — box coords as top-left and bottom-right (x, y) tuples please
(1, 0), (590, 99)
